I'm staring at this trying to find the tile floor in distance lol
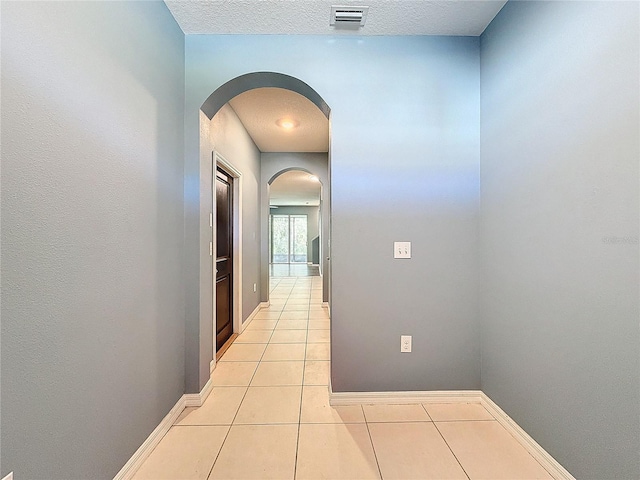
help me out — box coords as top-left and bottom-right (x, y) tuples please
(133, 276), (556, 480)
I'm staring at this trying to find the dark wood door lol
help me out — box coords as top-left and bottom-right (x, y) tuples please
(215, 167), (233, 351)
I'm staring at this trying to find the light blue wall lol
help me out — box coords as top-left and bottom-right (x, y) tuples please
(186, 36), (481, 393)
(1, 2), (185, 478)
(480, 2), (640, 478)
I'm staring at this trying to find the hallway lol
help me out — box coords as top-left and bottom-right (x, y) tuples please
(132, 276), (553, 479)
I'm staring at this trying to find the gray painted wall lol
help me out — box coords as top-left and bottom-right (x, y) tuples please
(210, 106), (262, 327)
(270, 206), (321, 263)
(479, 2), (640, 478)
(1, 2), (185, 479)
(190, 105), (262, 393)
(186, 36), (481, 393)
(3, 3), (636, 478)
(261, 153), (330, 303)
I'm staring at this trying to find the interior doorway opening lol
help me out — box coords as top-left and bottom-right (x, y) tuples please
(198, 72), (331, 385)
(267, 167), (325, 282)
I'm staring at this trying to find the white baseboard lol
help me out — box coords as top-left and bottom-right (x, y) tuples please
(329, 389), (483, 406)
(185, 378), (213, 407)
(480, 393), (575, 480)
(209, 302), (267, 378)
(240, 302), (269, 332)
(113, 395), (186, 480)
(329, 387), (574, 480)
(114, 378), (213, 480)
(322, 302), (330, 316)
(2, 473), (13, 480)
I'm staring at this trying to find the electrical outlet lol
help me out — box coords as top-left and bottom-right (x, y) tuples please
(394, 241), (411, 259)
(401, 335), (412, 353)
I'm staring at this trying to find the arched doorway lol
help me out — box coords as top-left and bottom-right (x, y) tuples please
(268, 168), (324, 277)
(201, 72), (330, 120)
(198, 72), (331, 380)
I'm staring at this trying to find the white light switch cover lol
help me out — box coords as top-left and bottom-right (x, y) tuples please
(394, 241), (411, 259)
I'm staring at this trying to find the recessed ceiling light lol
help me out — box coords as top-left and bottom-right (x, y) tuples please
(276, 118), (299, 130)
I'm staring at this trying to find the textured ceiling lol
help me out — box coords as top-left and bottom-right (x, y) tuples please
(164, 1), (507, 36)
(270, 170), (322, 206)
(228, 88), (329, 153)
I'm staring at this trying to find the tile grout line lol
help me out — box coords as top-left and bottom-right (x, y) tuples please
(212, 274), (319, 480)
(206, 279), (282, 479)
(160, 275), (315, 480)
(205, 422), (232, 480)
(268, 276), (312, 479)
(207, 312), (272, 480)
(292, 276), (309, 480)
(364, 414), (385, 480)
(432, 419), (472, 480)
(420, 403), (434, 422)
(208, 286), (287, 479)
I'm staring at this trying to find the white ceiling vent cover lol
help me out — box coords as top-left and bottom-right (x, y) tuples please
(330, 6), (369, 26)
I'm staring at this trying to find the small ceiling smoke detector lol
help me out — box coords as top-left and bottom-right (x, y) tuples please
(330, 6), (369, 27)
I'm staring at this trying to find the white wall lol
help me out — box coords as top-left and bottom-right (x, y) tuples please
(480, 2), (639, 478)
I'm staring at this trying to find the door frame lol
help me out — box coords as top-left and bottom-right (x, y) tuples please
(213, 151), (243, 353)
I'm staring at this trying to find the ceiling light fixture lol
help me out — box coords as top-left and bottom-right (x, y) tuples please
(276, 118), (299, 130)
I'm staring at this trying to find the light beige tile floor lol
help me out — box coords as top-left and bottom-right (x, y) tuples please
(134, 275), (556, 480)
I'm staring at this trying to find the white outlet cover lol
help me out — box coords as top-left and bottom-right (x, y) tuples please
(394, 241), (411, 259)
(401, 335), (412, 352)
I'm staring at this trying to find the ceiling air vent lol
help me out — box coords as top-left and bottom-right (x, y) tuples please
(330, 6), (369, 27)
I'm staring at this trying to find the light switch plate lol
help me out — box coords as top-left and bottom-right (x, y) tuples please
(394, 241), (411, 259)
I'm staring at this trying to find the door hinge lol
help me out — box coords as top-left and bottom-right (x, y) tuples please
(209, 242), (213, 256)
